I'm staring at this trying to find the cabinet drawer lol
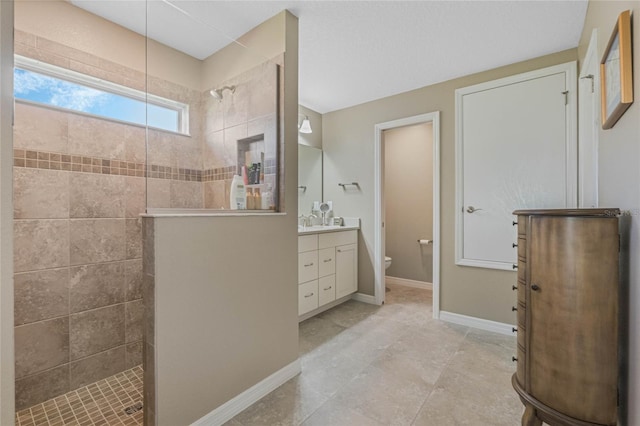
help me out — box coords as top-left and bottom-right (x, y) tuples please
(298, 251), (318, 284)
(517, 261), (526, 282)
(298, 235), (318, 253)
(319, 230), (357, 249)
(318, 247), (335, 277)
(517, 280), (526, 304)
(318, 275), (336, 307)
(517, 217), (527, 236)
(517, 237), (526, 260)
(516, 345), (526, 384)
(299, 280), (318, 315)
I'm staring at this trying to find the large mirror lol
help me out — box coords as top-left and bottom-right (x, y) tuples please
(298, 145), (322, 215)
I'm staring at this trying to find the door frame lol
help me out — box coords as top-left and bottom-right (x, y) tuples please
(578, 29), (600, 208)
(454, 61), (578, 270)
(374, 112), (441, 318)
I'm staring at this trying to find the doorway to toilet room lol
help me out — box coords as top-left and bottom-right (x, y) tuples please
(374, 112), (440, 315)
(383, 122), (434, 290)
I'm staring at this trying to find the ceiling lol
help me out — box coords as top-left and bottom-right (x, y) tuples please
(71, 1), (588, 114)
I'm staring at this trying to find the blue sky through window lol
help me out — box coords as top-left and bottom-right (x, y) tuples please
(14, 68), (181, 133)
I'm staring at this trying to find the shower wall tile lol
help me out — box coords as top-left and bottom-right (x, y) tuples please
(126, 218), (143, 259)
(248, 66), (278, 120)
(69, 262), (125, 313)
(125, 259), (143, 302)
(125, 176), (146, 218)
(224, 124), (249, 160)
(35, 37), (102, 69)
(15, 317), (69, 379)
(15, 30), (36, 47)
(203, 130), (228, 170)
(14, 168), (69, 219)
(70, 304), (125, 360)
(15, 364), (70, 411)
(15, 44), (71, 70)
(124, 126), (146, 164)
(69, 173), (125, 218)
(222, 83), (249, 128)
(204, 181), (229, 210)
(14, 220), (69, 273)
(125, 300), (144, 343)
(147, 130), (176, 168)
(14, 103), (69, 154)
(14, 268), (70, 326)
(69, 345), (126, 390)
(204, 97), (224, 134)
(68, 115), (125, 160)
(142, 219), (155, 276)
(69, 219), (126, 265)
(147, 178), (170, 209)
(170, 180), (204, 209)
(126, 342), (143, 369)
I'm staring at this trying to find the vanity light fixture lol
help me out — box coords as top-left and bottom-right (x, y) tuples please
(298, 115), (313, 133)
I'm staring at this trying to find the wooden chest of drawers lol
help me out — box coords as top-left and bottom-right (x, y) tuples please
(512, 208), (620, 426)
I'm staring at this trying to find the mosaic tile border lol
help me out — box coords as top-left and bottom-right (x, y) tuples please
(16, 366), (143, 426)
(14, 149), (277, 183)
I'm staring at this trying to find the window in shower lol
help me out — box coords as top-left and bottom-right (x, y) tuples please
(14, 55), (189, 134)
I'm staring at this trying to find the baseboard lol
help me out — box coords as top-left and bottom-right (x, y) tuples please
(385, 276), (432, 290)
(191, 359), (301, 426)
(298, 294), (352, 322)
(351, 292), (378, 305)
(439, 311), (514, 336)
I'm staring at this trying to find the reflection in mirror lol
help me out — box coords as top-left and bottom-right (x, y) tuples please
(298, 145), (322, 216)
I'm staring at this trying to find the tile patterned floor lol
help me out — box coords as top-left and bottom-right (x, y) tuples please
(229, 283), (524, 425)
(16, 366), (143, 426)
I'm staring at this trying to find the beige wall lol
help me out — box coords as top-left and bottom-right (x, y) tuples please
(147, 11), (299, 425)
(0, 2), (15, 424)
(323, 48), (577, 324)
(15, 0), (201, 90)
(298, 105), (323, 149)
(578, 3), (640, 424)
(384, 123), (433, 282)
(201, 11), (287, 91)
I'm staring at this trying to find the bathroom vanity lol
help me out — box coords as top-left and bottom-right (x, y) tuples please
(298, 223), (359, 320)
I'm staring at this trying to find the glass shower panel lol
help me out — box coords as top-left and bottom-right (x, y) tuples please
(145, 1), (282, 212)
(12, 0), (147, 416)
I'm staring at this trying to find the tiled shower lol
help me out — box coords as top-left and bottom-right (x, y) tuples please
(12, 2), (281, 422)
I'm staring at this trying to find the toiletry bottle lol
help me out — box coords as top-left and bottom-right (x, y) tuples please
(261, 184), (273, 210)
(230, 175), (246, 210)
(246, 188), (255, 210)
(254, 188), (262, 210)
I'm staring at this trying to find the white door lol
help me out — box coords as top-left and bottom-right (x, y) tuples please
(456, 62), (577, 270)
(578, 30), (599, 208)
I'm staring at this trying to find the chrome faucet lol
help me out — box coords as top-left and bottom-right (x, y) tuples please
(298, 213), (318, 228)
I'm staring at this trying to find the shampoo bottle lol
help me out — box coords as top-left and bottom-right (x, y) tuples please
(246, 188), (255, 210)
(254, 188), (262, 210)
(230, 175), (246, 210)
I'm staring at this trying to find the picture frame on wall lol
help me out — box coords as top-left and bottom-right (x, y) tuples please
(600, 10), (633, 130)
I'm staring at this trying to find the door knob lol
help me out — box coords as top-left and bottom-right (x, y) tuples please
(466, 206), (483, 213)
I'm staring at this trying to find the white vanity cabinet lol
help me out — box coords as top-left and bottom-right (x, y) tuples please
(298, 229), (358, 318)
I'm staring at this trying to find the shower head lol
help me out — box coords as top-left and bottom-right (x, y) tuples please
(210, 85), (236, 101)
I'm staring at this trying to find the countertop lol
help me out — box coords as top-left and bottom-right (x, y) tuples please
(298, 224), (360, 235)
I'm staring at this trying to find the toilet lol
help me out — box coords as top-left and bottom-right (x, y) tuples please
(385, 256), (392, 270)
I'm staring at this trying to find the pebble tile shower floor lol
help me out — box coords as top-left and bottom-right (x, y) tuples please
(15, 366), (143, 426)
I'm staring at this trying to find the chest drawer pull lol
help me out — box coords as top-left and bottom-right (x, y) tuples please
(512, 327), (518, 333)
(513, 243), (518, 248)
(531, 284), (540, 292)
(512, 264), (518, 270)
(512, 285), (518, 291)
(512, 356), (518, 362)
(512, 306), (517, 312)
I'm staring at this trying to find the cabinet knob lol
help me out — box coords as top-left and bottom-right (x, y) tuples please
(512, 356), (518, 362)
(531, 284), (540, 292)
(512, 264), (518, 270)
(512, 243), (518, 248)
(512, 306), (517, 312)
(512, 327), (518, 333)
(512, 285), (518, 291)
(512, 221), (518, 226)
